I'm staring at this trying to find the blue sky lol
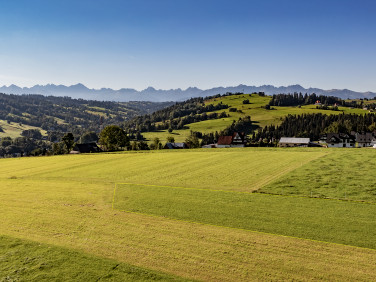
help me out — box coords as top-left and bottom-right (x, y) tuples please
(0, 0), (375, 91)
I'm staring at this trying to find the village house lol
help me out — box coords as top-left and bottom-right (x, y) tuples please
(164, 142), (188, 149)
(320, 133), (355, 148)
(217, 132), (246, 148)
(315, 100), (321, 106)
(279, 137), (310, 147)
(355, 132), (374, 147)
(70, 143), (102, 153)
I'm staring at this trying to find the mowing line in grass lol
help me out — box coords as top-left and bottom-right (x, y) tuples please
(113, 183), (376, 249)
(0, 235), (188, 281)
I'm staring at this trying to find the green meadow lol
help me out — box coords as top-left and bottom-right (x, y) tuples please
(1, 148), (376, 280)
(260, 148), (376, 201)
(114, 183), (376, 249)
(0, 235), (186, 281)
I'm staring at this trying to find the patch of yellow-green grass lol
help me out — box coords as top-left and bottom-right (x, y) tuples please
(44, 115), (68, 125)
(260, 148), (376, 201)
(0, 120), (47, 139)
(114, 183), (376, 249)
(0, 235), (187, 281)
(87, 105), (107, 111)
(0, 148), (324, 192)
(142, 129), (192, 143)
(86, 110), (116, 118)
(0, 175), (376, 281)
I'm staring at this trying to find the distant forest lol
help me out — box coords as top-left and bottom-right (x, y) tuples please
(268, 92), (376, 109)
(0, 93), (173, 136)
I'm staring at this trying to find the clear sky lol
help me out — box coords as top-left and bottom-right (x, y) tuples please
(0, 0), (375, 91)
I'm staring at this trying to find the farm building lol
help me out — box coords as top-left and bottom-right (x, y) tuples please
(201, 144), (217, 148)
(279, 137), (310, 147)
(164, 142), (188, 149)
(71, 143), (102, 153)
(320, 133), (355, 148)
(355, 132), (374, 147)
(217, 132), (246, 148)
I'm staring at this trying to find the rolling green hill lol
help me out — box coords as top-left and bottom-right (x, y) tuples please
(141, 93), (369, 143)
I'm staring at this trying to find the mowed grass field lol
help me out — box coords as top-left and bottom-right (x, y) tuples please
(143, 94), (369, 143)
(1, 148), (376, 281)
(259, 148), (376, 201)
(114, 183), (376, 249)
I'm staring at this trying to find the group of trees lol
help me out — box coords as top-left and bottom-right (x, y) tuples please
(268, 92), (376, 110)
(268, 93), (342, 107)
(250, 113), (376, 145)
(0, 134), (50, 157)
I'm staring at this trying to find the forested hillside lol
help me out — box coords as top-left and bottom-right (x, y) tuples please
(1, 91), (375, 157)
(124, 96), (230, 132)
(0, 93), (172, 136)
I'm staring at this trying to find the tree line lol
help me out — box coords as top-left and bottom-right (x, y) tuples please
(268, 92), (376, 109)
(250, 113), (376, 145)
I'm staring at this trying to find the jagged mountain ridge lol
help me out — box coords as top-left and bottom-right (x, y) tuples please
(0, 83), (375, 102)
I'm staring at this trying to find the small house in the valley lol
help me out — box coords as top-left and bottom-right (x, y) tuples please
(217, 132), (246, 148)
(355, 132), (374, 147)
(201, 144), (217, 148)
(315, 100), (321, 106)
(279, 137), (310, 147)
(320, 133), (355, 148)
(164, 142), (188, 149)
(71, 143), (102, 153)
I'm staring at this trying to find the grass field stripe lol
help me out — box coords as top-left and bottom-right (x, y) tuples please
(251, 151), (329, 190)
(114, 182), (376, 206)
(114, 208), (376, 253)
(112, 183), (117, 210)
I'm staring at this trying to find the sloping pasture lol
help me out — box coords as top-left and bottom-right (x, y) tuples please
(1, 148), (376, 281)
(114, 183), (376, 249)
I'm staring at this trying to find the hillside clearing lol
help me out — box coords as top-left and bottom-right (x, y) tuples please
(0, 120), (47, 139)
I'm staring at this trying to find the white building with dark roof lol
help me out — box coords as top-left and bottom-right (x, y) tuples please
(279, 137), (310, 147)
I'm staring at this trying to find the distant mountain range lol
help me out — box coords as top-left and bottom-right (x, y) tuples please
(0, 83), (375, 102)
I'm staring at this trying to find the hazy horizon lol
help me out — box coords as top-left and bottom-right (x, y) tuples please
(1, 82), (376, 94)
(1, 0), (375, 92)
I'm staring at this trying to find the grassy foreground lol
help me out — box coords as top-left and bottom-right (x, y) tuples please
(114, 184), (376, 249)
(260, 148), (376, 201)
(1, 148), (376, 280)
(0, 235), (185, 281)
